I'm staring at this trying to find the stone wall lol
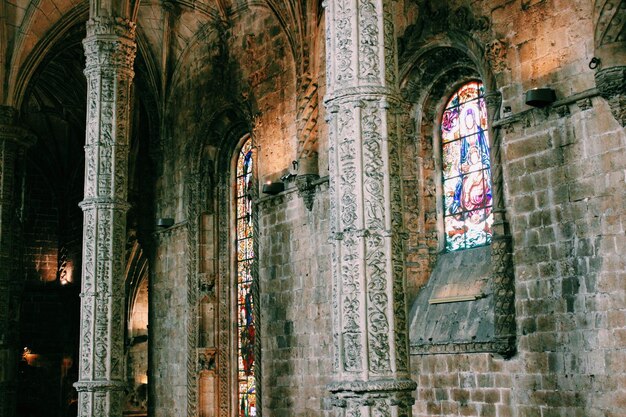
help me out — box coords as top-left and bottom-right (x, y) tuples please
(151, 225), (189, 417)
(4, 0), (625, 416)
(257, 181), (332, 417)
(400, 0), (626, 416)
(151, 4), (299, 417)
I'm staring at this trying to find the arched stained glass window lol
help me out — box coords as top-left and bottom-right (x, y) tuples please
(235, 137), (256, 416)
(440, 81), (493, 251)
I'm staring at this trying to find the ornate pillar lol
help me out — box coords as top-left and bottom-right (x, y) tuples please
(324, 0), (416, 415)
(593, 0), (626, 126)
(74, 17), (136, 417)
(0, 106), (31, 417)
(484, 91), (516, 356)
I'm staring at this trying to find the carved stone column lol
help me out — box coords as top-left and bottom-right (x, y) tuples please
(0, 106), (31, 417)
(74, 17), (136, 417)
(484, 91), (515, 356)
(593, 1), (626, 126)
(324, 0), (416, 415)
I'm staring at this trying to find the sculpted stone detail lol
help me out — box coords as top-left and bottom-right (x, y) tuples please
(76, 16), (137, 417)
(186, 174), (200, 417)
(382, 3), (397, 86)
(295, 174), (319, 211)
(199, 351), (216, 372)
(325, 0), (415, 412)
(358, 0), (380, 81)
(595, 66), (626, 127)
(336, 0), (355, 84)
(485, 39), (508, 73)
(593, 0), (626, 125)
(361, 103), (391, 373)
(217, 182), (231, 417)
(594, 0), (626, 49)
(397, 5), (491, 66)
(484, 91), (516, 357)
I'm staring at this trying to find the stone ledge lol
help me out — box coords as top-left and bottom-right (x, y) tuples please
(327, 378), (417, 394)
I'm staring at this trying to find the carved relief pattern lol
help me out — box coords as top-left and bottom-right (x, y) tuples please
(382, 2), (397, 86)
(361, 103), (391, 373)
(217, 181), (231, 417)
(388, 107), (409, 373)
(594, 0), (626, 47)
(325, 1), (334, 92)
(358, 0), (380, 81)
(491, 235), (515, 349)
(484, 40), (508, 73)
(324, 0), (415, 411)
(296, 75), (319, 159)
(185, 174), (199, 417)
(484, 91), (516, 356)
(335, 0), (355, 84)
(76, 17), (136, 417)
(335, 105), (364, 373)
(327, 106), (342, 373)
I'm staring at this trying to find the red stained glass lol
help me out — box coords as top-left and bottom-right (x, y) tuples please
(441, 81), (493, 251)
(235, 138), (256, 416)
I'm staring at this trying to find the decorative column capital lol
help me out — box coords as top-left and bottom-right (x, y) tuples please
(83, 17), (137, 77)
(85, 16), (137, 39)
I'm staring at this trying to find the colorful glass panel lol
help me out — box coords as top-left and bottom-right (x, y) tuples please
(235, 138), (256, 416)
(441, 81), (493, 251)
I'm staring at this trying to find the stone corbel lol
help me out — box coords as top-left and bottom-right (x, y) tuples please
(295, 154), (319, 211)
(595, 66), (626, 127)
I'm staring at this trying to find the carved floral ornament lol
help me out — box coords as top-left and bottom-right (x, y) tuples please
(86, 16), (137, 39)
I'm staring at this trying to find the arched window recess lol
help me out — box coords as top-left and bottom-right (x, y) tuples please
(402, 45), (515, 358)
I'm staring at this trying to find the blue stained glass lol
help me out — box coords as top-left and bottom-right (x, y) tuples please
(235, 137), (256, 416)
(441, 81), (493, 251)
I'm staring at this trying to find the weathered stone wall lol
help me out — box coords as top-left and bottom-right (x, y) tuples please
(5, 0), (625, 416)
(151, 226), (189, 417)
(398, 0), (626, 416)
(151, 4), (298, 416)
(257, 182), (332, 417)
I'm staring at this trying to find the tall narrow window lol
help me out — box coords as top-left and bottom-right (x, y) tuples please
(235, 137), (255, 416)
(440, 81), (493, 251)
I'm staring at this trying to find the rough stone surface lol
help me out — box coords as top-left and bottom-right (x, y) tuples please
(0, 0), (624, 417)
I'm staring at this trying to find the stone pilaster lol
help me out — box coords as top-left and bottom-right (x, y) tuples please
(593, 1), (626, 127)
(484, 91), (516, 357)
(74, 16), (136, 417)
(324, 0), (416, 415)
(0, 106), (31, 417)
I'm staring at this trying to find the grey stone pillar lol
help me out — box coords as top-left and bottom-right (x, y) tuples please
(74, 16), (136, 417)
(323, 0), (416, 415)
(593, 1), (626, 126)
(0, 106), (31, 417)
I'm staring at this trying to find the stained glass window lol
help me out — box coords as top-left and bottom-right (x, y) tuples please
(235, 137), (256, 416)
(440, 81), (493, 251)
